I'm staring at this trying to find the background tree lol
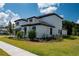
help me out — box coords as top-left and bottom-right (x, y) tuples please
(74, 24), (79, 35)
(63, 20), (79, 36)
(8, 21), (13, 35)
(63, 20), (74, 35)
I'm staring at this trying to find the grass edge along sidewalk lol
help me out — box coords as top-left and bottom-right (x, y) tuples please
(0, 35), (79, 56)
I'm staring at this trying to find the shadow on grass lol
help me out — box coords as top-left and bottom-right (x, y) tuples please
(63, 35), (78, 40)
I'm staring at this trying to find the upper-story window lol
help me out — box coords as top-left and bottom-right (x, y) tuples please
(26, 19), (28, 22)
(16, 22), (19, 25)
(29, 19), (32, 22)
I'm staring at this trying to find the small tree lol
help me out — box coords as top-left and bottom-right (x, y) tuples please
(16, 31), (23, 39)
(8, 21), (13, 35)
(28, 30), (36, 40)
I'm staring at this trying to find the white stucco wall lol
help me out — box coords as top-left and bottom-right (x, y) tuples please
(23, 25), (55, 38)
(27, 26), (33, 37)
(28, 18), (40, 24)
(39, 15), (63, 35)
(36, 25), (53, 38)
(17, 20), (26, 26)
(15, 14), (63, 38)
(15, 20), (27, 29)
(15, 18), (40, 26)
(32, 18), (40, 23)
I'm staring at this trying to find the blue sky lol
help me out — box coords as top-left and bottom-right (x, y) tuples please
(0, 3), (41, 26)
(56, 3), (79, 22)
(4, 3), (40, 18)
(4, 3), (79, 21)
(0, 3), (79, 26)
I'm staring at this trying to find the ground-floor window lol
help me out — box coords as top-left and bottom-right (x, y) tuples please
(50, 28), (52, 35)
(24, 27), (27, 35)
(58, 30), (62, 35)
(32, 26), (36, 30)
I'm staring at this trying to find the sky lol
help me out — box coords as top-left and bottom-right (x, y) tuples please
(0, 3), (79, 26)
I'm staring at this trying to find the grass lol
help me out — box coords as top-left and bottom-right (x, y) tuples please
(63, 35), (79, 40)
(0, 49), (9, 56)
(0, 35), (79, 56)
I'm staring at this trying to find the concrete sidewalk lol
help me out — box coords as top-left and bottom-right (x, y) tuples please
(0, 41), (37, 56)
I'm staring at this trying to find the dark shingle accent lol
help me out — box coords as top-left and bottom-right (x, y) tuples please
(21, 22), (55, 28)
(37, 13), (63, 19)
(15, 13), (63, 22)
(15, 19), (27, 22)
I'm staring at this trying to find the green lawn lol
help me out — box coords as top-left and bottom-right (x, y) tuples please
(0, 49), (9, 56)
(0, 35), (79, 56)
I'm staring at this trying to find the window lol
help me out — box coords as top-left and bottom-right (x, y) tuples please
(32, 26), (36, 30)
(50, 28), (52, 35)
(24, 27), (27, 35)
(29, 19), (32, 22)
(58, 30), (62, 35)
(26, 19), (28, 22)
(16, 22), (19, 25)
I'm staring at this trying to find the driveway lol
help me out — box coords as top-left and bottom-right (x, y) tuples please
(0, 41), (37, 56)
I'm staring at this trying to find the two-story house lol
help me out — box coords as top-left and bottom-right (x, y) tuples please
(14, 13), (63, 38)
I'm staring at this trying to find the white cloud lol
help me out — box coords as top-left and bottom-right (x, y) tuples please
(60, 15), (64, 18)
(0, 12), (8, 18)
(37, 3), (59, 14)
(0, 12), (8, 26)
(5, 10), (21, 24)
(0, 10), (20, 26)
(40, 6), (57, 14)
(0, 3), (20, 26)
(76, 19), (79, 24)
(38, 3), (58, 8)
(0, 3), (5, 8)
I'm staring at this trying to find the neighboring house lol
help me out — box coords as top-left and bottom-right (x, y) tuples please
(14, 13), (64, 38)
(62, 29), (67, 35)
(0, 27), (8, 34)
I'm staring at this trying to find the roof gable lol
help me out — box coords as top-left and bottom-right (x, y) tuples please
(15, 13), (63, 22)
(37, 13), (63, 19)
(15, 19), (27, 22)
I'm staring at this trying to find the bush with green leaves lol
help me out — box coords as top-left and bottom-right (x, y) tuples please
(63, 35), (77, 40)
(16, 31), (23, 39)
(42, 34), (48, 40)
(28, 30), (36, 40)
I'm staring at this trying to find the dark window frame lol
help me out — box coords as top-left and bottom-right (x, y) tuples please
(29, 19), (32, 22)
(24, 27), (27, 35)
(16, 22), (19, 25)
(50, 28), (52, 35)
(58, 30), (62, 35)
(32, 26), (36, 30)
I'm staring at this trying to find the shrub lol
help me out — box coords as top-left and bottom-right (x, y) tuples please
(52, 35), (63, 41)
(28, 30), (36, 40)
(41, 34), (54, 41)
(16, 31), (23, 39)
(42, 34), (46, 40)
(63, 35), (70, 38)
(63, 35), (77, 40)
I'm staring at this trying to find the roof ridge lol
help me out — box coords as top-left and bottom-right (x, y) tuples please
(37, 13), (63, 19)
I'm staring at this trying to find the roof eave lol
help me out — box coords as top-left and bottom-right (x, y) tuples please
(21, 23), (55, 28)
(37, 13), (63, 19)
